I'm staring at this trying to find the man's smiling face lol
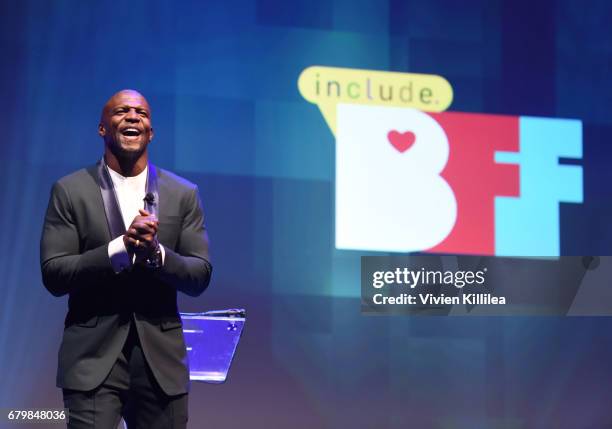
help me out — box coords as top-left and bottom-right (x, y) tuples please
(99, 90), (154, 160)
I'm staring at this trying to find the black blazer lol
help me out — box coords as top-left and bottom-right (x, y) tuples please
(40, 162), (212, 395)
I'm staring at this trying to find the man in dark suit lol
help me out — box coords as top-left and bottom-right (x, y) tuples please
(40, 89), (212, 429)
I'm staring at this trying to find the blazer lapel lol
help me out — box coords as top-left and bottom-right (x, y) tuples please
(97, 159), (125, 240)
(144, 162), (159, 218)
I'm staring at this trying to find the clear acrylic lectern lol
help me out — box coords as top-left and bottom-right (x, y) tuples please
(179, 309), (246, 383)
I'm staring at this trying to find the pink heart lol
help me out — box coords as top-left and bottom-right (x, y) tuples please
(387, 130), (416, 153)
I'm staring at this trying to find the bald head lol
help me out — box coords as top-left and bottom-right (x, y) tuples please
(98, 89), (154, 165)
(101, 89), (151, 123)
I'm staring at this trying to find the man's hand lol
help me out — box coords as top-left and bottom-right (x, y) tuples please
(124, 209), (159, 261)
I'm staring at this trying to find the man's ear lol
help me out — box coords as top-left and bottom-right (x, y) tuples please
(98, 123), (106, 137)
(149, 127), (154, 142)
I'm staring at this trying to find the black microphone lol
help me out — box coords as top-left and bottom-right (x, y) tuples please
(144, 192), (155, 205)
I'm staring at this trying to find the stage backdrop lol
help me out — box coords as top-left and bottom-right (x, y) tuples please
(1, 1), (612, 428)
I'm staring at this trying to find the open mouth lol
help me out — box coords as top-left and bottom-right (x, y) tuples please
(121, 127), (142, 137)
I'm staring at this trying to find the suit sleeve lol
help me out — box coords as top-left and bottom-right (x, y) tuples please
(40, 181), (114, 297)
(157, 185), (212, 296)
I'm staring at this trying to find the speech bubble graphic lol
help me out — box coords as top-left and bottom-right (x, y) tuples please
(298, 66), (453, 135)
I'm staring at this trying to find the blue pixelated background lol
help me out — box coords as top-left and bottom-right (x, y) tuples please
(1, 1), (612, 428)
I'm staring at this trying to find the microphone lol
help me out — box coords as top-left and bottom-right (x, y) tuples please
(144, 192), (155, 205)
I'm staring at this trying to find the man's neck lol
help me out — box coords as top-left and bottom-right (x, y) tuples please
(104, 150), (148, 177)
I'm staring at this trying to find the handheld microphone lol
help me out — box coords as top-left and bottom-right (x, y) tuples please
(144, 192), (155, 205)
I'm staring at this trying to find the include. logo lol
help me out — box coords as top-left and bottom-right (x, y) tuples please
(298, 66), (583, 257)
